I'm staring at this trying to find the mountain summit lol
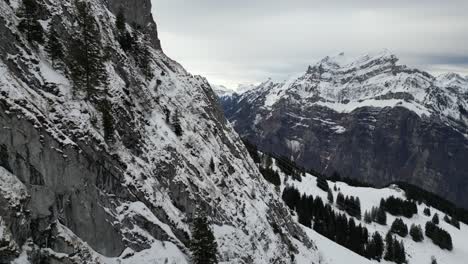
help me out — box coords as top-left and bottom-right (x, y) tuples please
(218, 51), (468, 209)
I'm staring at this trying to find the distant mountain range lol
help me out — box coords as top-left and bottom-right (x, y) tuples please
(216, 50), (468, 209)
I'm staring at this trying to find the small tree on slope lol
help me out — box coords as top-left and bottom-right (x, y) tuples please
(69, 0), (107, 99)
(45, 22), (64, 66)
(18, 0), (44, 44)
(190, 210), (218, 264)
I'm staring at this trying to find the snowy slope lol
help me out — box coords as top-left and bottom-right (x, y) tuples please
(220, 50), (468, 209)
(0, 0), (319, 263)
(279, 167), (468, 264)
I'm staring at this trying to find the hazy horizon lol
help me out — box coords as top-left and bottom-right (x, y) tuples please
(152, 0), (468, 89)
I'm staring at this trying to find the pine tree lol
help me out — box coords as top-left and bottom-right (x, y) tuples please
(425, 221), (453, 250)
(451, 217), (461, 229)
(394, 240), (407, 264)
(116, 8), (126, 32)
(432, 213), (439, 225)
(327, 189), (334, 204)
(364, 211), (372, 224)
(424, 207), (431, 216)
(316, 176), (329, 192)
(373, 232), (384, 261)
(68, 0), (107, 99)
(190, 210), (218, 264)
(337, 192), (345, 210)
(137, 44), (153, 79)
(431, 256), (438, 264)
(100, 99), (114, 142)
(384, 232), (394, 261)
(172, 110), (183, 136)
(17, 0), (44, 44)
(376, 207), (387, 225)
(390, 218), (408, 237)
(209, 158), (215, 172)
(410, 224), (424, 242)
(115, 8), (135, 52)
(355, 197), (362, 219)
(45, 22), (64, 65)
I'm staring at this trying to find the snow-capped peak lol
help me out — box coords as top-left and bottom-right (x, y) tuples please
(438, 72), (465, 82)
(313, 49), (398, 71)
(212, 83), (258, 97)
(235, 51), (467, 122)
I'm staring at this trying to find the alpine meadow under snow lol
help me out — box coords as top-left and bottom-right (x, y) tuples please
(0, 0), (467, 264)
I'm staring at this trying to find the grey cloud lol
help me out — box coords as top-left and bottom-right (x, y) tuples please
(152, 0), (468, 87)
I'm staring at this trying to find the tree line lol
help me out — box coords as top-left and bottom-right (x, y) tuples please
(380, 196), (418, 218)
(282, 186), (407, 263)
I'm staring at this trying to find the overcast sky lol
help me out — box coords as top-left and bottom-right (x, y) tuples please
(152, 0), (468, 88)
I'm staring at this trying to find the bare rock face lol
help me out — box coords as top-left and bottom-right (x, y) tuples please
(107, 0), (161, 49)
(0, 0), (318, 263)
(219, 51), (468, 209)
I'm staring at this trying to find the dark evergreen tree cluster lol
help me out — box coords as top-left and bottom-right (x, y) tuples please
(242, 139), (261, 164)
(443, 215), (460, 229)
(390, 218), (408, 237)
(328, 171), (375, 188)
(396, 181), (468, 225)
(133, 42), (153, 79)
(209, 158), (215, 172)
(115, 8), (135, 52)
(68, 0), (108, 99)
(45, 22), (64, 66)
(172, 110), (183, 136)
(425, 221), (453, 250)
(17, 0), (44, 44)
(327, 189), (334, 204)
(113, 7), (153, 79)
(259, 166), (281, 186)
(275, 155), (302, 181)
(380, 196), (417, 218)
(410, 224), (424, 242)
(432, 213), (439, 225)
(364, 206), (387, 225)
(384, 233), (407, 264)
(190, 210), (218, 264)
(100, 99), (114, 142)
(365, 232), (384, 261)
(282, 187), (379, 259)
(316, 176), (329, 191)
(424, 207), (431, 216)
(336, 192), (361, 219)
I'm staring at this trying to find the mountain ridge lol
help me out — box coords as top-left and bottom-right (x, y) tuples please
(0, 0), (318, 262)
(218, 51), (468, 209)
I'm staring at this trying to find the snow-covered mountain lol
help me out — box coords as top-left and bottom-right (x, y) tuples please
(0, 0), (319, 263)
(212, 83), (257, 98)
(218, 51), (468, 209)
(278, 165), (468, 264)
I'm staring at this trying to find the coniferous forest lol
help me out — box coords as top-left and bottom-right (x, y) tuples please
(282, 186), (396, 262)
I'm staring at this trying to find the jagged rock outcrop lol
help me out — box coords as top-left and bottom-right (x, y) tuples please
(0, 0), (318, 263)
(219, 51), (468, 209)
(107, 0), (161, 49)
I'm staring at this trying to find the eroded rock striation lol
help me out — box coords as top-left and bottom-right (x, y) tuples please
(0, 0), (317, 263)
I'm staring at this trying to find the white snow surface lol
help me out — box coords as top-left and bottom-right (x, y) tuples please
(0, 0), (319, 263)
(238, 50), (467, 122)
(279, 168), (468, 264)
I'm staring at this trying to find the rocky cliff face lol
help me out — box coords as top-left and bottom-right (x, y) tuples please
(107, 0), (161, 49)
(0, 0), (318, 263)
(219, 51), (468, 209)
